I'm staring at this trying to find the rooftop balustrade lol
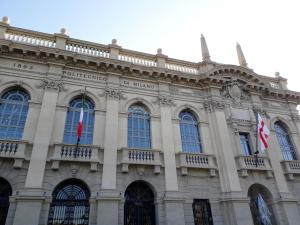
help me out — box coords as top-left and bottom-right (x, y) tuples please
(235, 155), (273, 178)
(176, 152), (218, 176)
(0, 139), (28, 168)
(50, 143), (102, 171)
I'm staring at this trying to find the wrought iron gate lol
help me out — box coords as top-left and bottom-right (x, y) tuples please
(124, 181), (155, 225)
(0, 178), (12, 225)
(47, 180), (90, 225)
(193, 199), (214, 225)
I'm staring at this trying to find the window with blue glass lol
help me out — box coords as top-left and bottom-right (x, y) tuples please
(128, 104), (151, 149)
(239, 133), (252, 155)
(63, 97), (94, 144)
(0, 89), (30, 140)
(179, 111), (202, 153)
(274, 121), (297, 160)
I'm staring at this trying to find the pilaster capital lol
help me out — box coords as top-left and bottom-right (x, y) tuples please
(203, 99), (225, 112)
(100, 87), (125, 100)
(36, 78), (67, 92)
(153, 95), (175, 107)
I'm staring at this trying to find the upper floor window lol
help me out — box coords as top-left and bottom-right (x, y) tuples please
(239, 133), (252, 156)
(274, 121), (297, 160)
(63, 97), (94, 145)
(0, 89), (30, 140)
(128, 104), (151, 149)
(179, 111), (202, 153)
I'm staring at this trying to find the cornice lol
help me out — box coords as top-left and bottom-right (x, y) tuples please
(1, 40), (300, 103)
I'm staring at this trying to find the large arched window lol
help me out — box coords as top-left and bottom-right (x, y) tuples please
(63, 96), (94, 144)
(0, 177), (12, 225)
(274, 121), (297, 160)
(179, 110), (202, 153)
(128, 104), (151, 149)
(47, 179), (90, 225)
(0, 89), (30, 140)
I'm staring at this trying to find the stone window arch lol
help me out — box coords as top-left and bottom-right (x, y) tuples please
(274, 121), (297, 160)
(179, 110), (202, 153)
(0, 88), (30, 140)
(63, 96), (95, 144)
(128, 103), (151, 149)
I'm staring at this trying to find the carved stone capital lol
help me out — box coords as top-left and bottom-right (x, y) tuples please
(204, 99), (225, 112)
(291, 113), (300, 121)
(153, 95), (175, 106)
(252, 106), (268, 118)
(101, 87), (125, 100)
(37, 78), (66, 91)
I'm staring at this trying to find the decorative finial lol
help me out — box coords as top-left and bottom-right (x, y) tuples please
(2, 16), (10, 25)
(201, 34), (211, 62)
(60, 28), (68, 35)
(157, 48), (162, 54)
(236, 42), (248, 67)
(275, 71), (280, 78)
(112, 38), (117, 45)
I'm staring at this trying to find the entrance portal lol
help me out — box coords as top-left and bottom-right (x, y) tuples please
(124, 181), (155, 225)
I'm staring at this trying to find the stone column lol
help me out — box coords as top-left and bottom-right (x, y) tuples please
(172, 118), (182, 153)
(97, 75), (121, 225)
(22, 101), (41, 142)
(205, 90), (253, 225)
(157, 83), (185, 225)
(13, 65), (64, 225)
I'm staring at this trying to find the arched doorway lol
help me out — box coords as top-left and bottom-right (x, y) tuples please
(248, 184), (276, 225)
(124, 181), (155, 225)
(47, 179), (90, 225)
(0, 177), (12, 225)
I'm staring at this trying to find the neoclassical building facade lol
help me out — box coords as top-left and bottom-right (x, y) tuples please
(0, 16), (300, 225)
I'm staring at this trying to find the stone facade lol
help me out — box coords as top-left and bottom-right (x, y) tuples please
(0, 17), (300, 225)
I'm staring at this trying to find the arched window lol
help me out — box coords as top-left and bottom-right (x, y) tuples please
(0, 177), (12, 225)
(274, 122), (297, 160)
(47, 179), (90, 225)
(63, 97), (94, 144)
(128, 104), (151, 149)
(0, 89), (30, 140)
(179, 111), (202, 153)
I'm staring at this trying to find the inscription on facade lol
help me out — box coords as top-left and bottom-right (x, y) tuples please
(62, 70), (107, 82)
(13, 63), (33, 70)
(121, 80), (157, 90)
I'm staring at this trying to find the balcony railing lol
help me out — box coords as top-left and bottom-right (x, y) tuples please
(281, 160), (300, 180)
(235, 155), (273, 178)
(0, 139), (27, 168)
(119, 148), (162, 174)
(176, 152), (217, 176)
(50, 144), (102, 171)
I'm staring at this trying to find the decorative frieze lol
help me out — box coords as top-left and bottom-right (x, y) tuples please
(37, 78), (66, 91)
(203, 99), (226, 112)
(220, 79), (250, 104)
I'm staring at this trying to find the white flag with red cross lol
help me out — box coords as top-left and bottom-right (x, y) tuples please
(257, 113), (270, 153)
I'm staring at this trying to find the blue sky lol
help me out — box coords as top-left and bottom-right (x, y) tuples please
(1, 0), (300, 91)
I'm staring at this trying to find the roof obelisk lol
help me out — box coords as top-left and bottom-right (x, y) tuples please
(201, 34), (211, 62)
(236, 42), (248, 67)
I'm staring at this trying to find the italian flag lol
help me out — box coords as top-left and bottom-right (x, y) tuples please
(257, 113), (269, 153)
(77, 107), (84, 142)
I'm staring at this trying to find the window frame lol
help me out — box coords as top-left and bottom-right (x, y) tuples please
(239, 132), (252, 156)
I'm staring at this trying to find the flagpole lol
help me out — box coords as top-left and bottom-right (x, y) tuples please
(255, 111), (259, 167)
(74, 88), (86, 158)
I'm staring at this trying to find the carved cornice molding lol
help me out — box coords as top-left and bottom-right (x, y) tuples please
(100, 87), (125, 100)
(153, 95), (175, 106)
(36, 78), (66, 91)
(203, 99), (226, 112)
